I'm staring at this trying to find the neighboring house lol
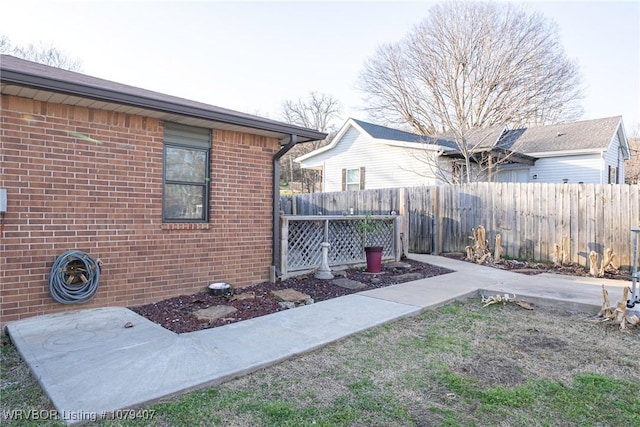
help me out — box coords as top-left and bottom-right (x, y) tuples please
(0, 55), (325, 325)
(499, 116), (630, 184)
(295, 118), (452, 191)
(296, 117), (630, 191)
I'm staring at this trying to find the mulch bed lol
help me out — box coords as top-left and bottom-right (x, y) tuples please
(131, 254), (630, 334)
(130, 259), (453, 334)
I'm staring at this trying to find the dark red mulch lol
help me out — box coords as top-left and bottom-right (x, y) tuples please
(130, 259), (453, 334)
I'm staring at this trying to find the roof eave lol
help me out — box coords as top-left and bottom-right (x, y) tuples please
(1, 68), (327, 144)
(526, 148), (604, 157)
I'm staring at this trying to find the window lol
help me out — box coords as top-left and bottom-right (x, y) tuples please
(163, 123), (211, 222)
(608, 166), (618, 184)
(342, 167), (365, 191)
(452, 162), (468, 184)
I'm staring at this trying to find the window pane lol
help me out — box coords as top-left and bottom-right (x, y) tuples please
(165, 146), (207, 182)
(164, 184), (205, 219)
(346, 183), (360, 191)
(346, 169), (360, 184)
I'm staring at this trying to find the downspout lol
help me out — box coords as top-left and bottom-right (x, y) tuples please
(271, 134), (298, 282)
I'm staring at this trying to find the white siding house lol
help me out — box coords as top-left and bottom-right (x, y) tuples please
(298, 116), (631, 190)
(296, 119), (444, 191)
(506, 116), (630, 184)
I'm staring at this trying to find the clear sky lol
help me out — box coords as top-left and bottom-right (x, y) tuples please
(2, 0), (639, 133)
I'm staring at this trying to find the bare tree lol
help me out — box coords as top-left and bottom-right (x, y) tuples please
(359, 2), (582, 182)
(626, 124), (640, 184)
(1, 35), (82, 71)
(280, 92), (342, 193)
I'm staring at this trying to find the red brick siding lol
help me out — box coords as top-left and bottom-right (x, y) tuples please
(0, 95), (279, 326)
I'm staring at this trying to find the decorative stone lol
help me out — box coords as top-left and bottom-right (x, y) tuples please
(278, 301), (296, 309)
(331, 278), (367, 290)
(230, 292), (255, 301)
(271, 288), (311, 303)
(333, 270), (348, 278)
(395, 272), (424, 282)
(193, 305), (237, 321)
(384, 262), (412, 270)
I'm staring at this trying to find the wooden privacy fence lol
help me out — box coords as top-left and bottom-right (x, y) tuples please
(281, 183), (640, 271)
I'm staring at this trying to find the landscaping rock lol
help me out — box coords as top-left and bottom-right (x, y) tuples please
(395, 272), (424, 281)
(384, 262), (412, 270)
(193, 305), (237, 321)
(271, 288), (311, 303)
(331, 278), (367, 290)
(230, 292), (256, 301)
(278, 301), (296, 310)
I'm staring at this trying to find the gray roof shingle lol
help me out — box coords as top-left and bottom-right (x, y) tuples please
(500, 116), (622, 154)
(351, 118), (459, 149)
(351, 116), (622, 156)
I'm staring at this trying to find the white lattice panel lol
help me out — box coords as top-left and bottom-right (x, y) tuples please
(283, 216), (398, 273)
(287, 220), (324, 270)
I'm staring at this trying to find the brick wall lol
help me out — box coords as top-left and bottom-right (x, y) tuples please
(0, 95), (280, 327)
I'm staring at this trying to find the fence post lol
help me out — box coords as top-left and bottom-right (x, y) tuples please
(630, 227), (640, 309)
(395, 215), (402, 261)
(399, 188), (409, 253)
(433, 185), (441, 255)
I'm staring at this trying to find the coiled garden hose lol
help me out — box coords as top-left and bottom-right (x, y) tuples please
(49, 250), (101, 304)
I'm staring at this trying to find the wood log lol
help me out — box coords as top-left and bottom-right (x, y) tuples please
(475, 225), (487, 253)
(615, 287), (629, 330)
(494, 234), (503, 263)
(597, 285), (613, 318)
(596, 286), (638, 330)
(561, 235), (570, 265)
(477, 252), (491, 265)
(598, 247), (618, 277)
(588, 251), (599, 277)
(553, 243), (562, 267)
(465, 246), (475, 261)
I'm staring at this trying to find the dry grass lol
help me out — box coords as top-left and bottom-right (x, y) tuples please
(2, 299), (639, 426)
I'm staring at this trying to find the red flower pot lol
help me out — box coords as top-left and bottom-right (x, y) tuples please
(364, 246), (383, 273)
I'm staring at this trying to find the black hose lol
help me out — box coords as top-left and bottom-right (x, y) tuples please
(49, 250), (100, 304)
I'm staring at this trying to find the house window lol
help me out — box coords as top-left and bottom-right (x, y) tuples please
(452, 162), (468, 184)
(608, 166), (618, 184)
(163, 123), (211, 222)
(342, 167), (365, 191)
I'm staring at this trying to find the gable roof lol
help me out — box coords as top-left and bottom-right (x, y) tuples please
(0, 55), (326, 144)
(352, 118), (464, 149)
(296, 115), (630, 166)
(351, 118), (427, 143)
(500, 116), (628, 156)
(295, 118), (449, 164)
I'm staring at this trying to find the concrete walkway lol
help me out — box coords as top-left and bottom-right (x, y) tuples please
(5, 255), (632, 425)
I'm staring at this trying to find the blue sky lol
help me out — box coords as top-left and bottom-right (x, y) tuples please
(3, 1), (639, 133)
